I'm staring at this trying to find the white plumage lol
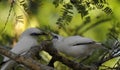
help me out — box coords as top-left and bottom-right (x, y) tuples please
(51, 33), (103, 58)
(1, 28), (46, 70)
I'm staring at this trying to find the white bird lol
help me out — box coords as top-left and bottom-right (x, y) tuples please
(51, 33), (103, 58)
(1, 28), (46, 70)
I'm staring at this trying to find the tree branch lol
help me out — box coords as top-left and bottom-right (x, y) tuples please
(0, 45), (54, 70)
(1, 40), (116, 70)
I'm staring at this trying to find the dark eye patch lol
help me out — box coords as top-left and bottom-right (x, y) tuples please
(73, 41), (95, 46)
(30, 33), (41, 36)
(53, 36), (58, 39)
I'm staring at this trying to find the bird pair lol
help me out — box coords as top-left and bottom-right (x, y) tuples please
(0, 28), (103, 70)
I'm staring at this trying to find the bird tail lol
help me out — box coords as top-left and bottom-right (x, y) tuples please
(95, 43), (109, 50)
(0, 60), (16, 70)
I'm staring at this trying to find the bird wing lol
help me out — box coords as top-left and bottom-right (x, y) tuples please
(3, 36), (37, 62)
(63, 36), (95, 46)
(11, 36), (37, 54)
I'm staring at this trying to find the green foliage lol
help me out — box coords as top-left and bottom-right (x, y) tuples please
(98, 22), (120, 69)
(56, 3), (73, 28)
(70, 0), (88, 17)
(104, 22), (120, 49)
(53, 0), (113, 28)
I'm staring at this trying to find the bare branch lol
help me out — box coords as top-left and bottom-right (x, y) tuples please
(0, 45), (54, 70)
(79, 18), (111, 35)
(1, 40), (117, 70)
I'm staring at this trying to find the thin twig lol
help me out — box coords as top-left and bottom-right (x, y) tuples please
(80, 18), (111, 35)
(0, 45), (54, 70)
(0, 1), (14, 34)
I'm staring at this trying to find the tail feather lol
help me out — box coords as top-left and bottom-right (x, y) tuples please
(95, 43), (109, 50)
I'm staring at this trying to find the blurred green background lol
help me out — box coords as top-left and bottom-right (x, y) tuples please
(0, 0), (120, 70)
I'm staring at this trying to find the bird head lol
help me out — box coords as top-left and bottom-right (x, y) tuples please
(50, 33), (63, 42)
(20, 28), (47, 39)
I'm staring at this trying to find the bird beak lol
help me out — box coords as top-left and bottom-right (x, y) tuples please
(49, 32), (59, 40)
(50, 32), (55, 36)
(39, 31), (48, 35)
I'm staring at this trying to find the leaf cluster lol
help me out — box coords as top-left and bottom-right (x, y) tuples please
(53, 0), (112, 28)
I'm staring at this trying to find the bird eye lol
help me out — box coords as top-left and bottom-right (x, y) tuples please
(53, 36), (58, 39)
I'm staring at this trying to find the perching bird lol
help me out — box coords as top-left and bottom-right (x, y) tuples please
(1, 28), (46, 70)
(51, 33), (103, 58)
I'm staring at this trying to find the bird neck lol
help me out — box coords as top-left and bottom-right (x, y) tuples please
(58, 35), (64, 41)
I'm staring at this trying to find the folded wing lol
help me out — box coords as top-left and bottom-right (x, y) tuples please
(63, 36), (95, 46)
